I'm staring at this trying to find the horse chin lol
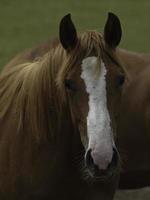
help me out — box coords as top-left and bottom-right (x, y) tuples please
(83, 165), (118, 183)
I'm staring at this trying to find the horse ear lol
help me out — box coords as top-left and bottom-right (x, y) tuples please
(59, 14), (78, 50)
(104, 12), (122, 48)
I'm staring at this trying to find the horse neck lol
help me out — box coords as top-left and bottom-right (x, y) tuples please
(117, 48), (150, 80)
(1, 48), (75, 144)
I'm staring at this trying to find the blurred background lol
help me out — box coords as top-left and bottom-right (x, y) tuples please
(0, 0), (150, 69)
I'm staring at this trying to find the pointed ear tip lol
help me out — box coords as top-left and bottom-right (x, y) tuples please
(66, 13), (71, 18)
(108, 12), (115, 16)
(62, 13), (71, 21)
(107, 12), (119, 20)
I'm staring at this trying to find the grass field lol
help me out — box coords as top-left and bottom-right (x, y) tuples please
(1, 0), (150, 69)
(0, 1), (150, 199)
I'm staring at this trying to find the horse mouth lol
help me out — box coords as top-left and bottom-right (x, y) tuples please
(86, 164), (117, 182)
(84, 148), (119, 181)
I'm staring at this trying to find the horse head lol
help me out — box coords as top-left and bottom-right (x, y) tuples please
(57, 13), (125, 181)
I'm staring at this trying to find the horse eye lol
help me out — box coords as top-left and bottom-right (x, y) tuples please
(64, 79), (76, 91)
(116, 74), (125, 87)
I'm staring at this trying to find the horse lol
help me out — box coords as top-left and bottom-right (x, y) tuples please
(115, 49), (150, 189)
(0, 13), (125, 199)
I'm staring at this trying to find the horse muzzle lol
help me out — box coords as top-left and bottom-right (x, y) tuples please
(85, 147), (119, 180)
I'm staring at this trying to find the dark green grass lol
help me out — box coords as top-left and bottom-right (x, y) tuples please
(0, 0), (150, 68)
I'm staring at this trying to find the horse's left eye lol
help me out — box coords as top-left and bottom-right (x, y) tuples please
(116, 74), (125, 87)
(64, 79), (76, 91)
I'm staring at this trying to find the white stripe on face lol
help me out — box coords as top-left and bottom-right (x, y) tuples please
(81, 56), (114, 170)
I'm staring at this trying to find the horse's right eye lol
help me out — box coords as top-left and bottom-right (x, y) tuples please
(116, 74), (125, 88)
(64, 79), (76, 91)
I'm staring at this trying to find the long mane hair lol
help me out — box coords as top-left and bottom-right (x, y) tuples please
(0, 31), (104, 143)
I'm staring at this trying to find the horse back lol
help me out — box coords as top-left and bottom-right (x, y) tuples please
(4, 38), (59, 69)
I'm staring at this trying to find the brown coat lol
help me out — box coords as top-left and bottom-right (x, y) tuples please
(117, 49), (150, 189)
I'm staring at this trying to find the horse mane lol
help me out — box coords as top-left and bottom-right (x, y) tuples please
(0, 31), (106, 142)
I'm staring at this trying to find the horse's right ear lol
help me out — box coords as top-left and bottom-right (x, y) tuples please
(59, 14), (78, 50)
(104, 12), (122, 48)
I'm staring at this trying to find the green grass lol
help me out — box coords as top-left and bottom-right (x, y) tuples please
(0, 0), (150, 69)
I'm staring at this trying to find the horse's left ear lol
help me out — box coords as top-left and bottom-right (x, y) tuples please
(104, 12), (122, 48)
(59, 14), (78, 50)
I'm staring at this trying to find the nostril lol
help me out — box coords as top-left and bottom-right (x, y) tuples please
(85, 148), (119, 178)
(85, 149), (94, 169)
(85, 149), (100, 172)
(85, 149), (101, 176)
(108, 147), (119, 171)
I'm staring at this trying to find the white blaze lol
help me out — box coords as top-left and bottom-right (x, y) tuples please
(81, 56), (114, 170)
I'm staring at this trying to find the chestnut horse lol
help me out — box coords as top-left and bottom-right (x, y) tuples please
(116, 49), (150, 189)
(0, 13), (125, 199)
